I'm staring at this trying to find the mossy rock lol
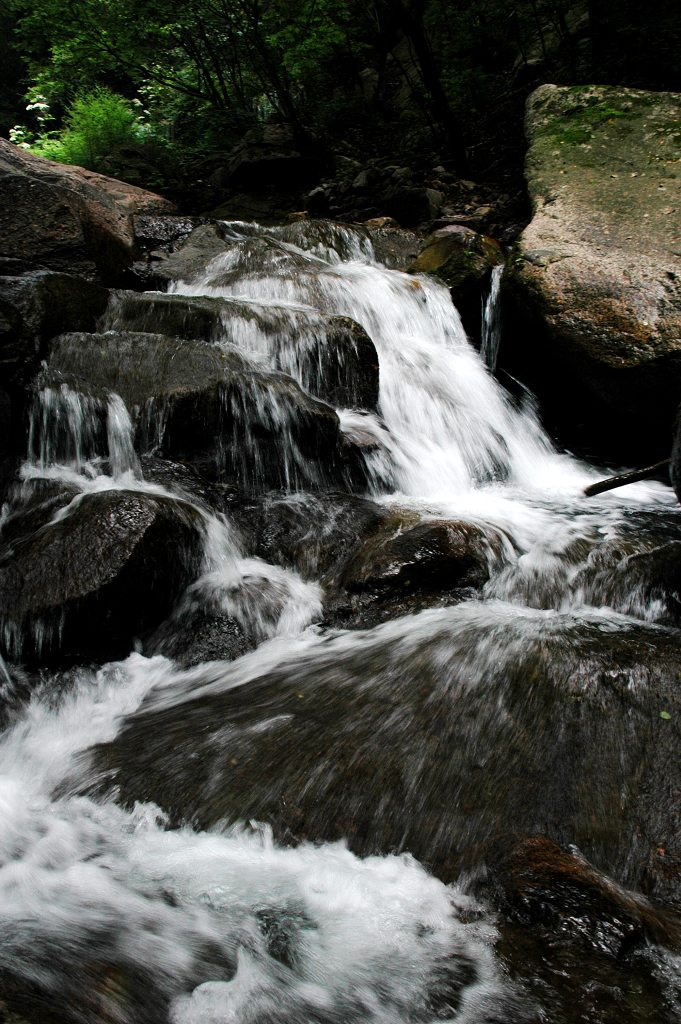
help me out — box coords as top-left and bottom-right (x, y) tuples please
(502, 84), (681, 463)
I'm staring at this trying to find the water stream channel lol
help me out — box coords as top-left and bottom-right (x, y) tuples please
(1, 221), (680, 1023)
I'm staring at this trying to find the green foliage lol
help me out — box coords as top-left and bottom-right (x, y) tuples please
(4, 0), (679, 194)
(547, 101), (628, 146)
(31, 86), (144, 169)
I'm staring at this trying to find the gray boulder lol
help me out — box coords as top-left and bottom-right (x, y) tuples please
(503, 84), (681, 463)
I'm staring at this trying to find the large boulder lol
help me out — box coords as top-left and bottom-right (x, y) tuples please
(46, 331), (353, 490)
(0, 139), (174, 283)
(502, 84), (681, 463)
(0, 488), (204, 666)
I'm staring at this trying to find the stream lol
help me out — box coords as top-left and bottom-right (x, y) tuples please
(1, 220), (680, 1023)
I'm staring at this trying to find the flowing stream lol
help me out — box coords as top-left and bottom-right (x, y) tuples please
(0, 220), (680, 1023)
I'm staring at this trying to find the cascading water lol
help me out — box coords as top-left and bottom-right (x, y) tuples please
(480, 264), (503, 371)
(0, 218), (680, 1024)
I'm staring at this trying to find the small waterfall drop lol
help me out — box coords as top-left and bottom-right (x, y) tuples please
(480, 264), (503, 370)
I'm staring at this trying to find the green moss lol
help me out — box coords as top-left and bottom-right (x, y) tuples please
(547, 102), (629, 146)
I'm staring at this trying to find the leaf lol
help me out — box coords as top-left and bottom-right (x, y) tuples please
(660, 711), (672, 720)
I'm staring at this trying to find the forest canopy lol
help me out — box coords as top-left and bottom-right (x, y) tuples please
(1, 0), (679, 200)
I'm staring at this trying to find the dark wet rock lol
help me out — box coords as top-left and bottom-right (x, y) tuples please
(131, 214), (205, 284)
(0, 481), (80, 549)
(252, 491), (387, 580)
(138, 455), (226, 511)
(47, 331), (351, 491)
(222, 133), (322, 194)
(0, 388), (14, 493)
(502, 84), (681, 464)
(102, 292), (379, 410)
(383, 186), (445, 228)
(0, 271), (108, 386)
(326, 514), (495, 628)
(133, 214), (203, 251)
(144, 222), (234, 287)
(299, 315), (378, 410)
(488, 837), (681, 958)
(91, 608), (681, 906)
(671, 407), (681, 503)
(411, 225), (503, 343)
(246, 494), (496, 628)
(0, 271), (109, 488)
(567, 507), (681, 625)
(103, 290), (229, 342)
(0, 257), (42, 276)
(361, 223), (420, 271)
(0, 139), (174, 284)
(488, 835), (681, 1024)
(0, 488), (204, 666)
(148, 608), (252, 669)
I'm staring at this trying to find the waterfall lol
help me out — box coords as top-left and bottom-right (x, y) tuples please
(0, 217), (679, 1024)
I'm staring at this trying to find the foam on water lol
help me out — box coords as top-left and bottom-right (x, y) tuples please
(0, 647), (517, 1024)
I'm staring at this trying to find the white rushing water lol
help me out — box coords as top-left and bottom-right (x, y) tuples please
(480, 264), (503, 371)
(0, 218), (678, 1022)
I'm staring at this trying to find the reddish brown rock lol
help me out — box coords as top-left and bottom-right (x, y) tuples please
(0, 139), (174, 283)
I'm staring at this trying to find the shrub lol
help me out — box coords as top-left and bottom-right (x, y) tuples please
(32, 86), (143, 169)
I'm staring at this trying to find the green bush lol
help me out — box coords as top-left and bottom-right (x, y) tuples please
(32, 86), (143, 169)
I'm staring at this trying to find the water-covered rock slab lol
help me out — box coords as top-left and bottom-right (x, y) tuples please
(0, 488), (204, 666)
(103, 291), (379, 410)
(503, 84), (681, 463)
(0, 139), (174, 283)
(47, 331), (352, 490)
(0, 271), (109, 489)
(91, 605), (681, 907)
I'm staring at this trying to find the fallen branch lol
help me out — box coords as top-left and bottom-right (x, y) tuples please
(583, 459), (670, 497)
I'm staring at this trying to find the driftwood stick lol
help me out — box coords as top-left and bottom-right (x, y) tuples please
(583, 459), (670, 497)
